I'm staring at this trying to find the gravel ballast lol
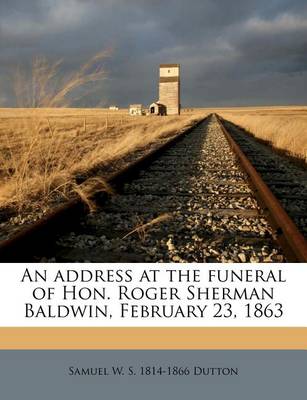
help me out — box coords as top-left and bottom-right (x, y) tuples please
(53, 116), (285, 263)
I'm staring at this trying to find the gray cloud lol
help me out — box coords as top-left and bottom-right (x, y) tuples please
(0, 0), (307, 107)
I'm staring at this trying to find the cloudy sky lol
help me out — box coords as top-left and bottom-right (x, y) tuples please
(0, 0), (307, 107)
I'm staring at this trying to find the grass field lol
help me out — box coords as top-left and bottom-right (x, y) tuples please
(214, 106), (307, 161)
(0, 108), (205, 213)
(1, 104), (306, 217)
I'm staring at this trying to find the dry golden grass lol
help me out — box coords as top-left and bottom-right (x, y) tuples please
(0, 52), (205, 214)
(0, 109), (205, 212)
(122, 213), (171, 241)
(13, 52), (109, 108)
(216, 106), (307, 161)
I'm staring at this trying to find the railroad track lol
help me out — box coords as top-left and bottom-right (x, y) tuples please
(0, 114), (306, 262)
(218, 116), (307, 238)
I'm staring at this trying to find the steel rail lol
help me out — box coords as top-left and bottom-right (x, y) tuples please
(215, 114), (307, 262)
(0, 116), (208, 262)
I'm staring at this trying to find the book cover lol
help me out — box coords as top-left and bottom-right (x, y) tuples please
(0, 1), (306, 399)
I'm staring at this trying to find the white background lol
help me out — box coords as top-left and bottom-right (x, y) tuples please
(0, 263), (306, 327)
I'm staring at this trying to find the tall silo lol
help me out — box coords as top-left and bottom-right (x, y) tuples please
(159, 64), (180, 115)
